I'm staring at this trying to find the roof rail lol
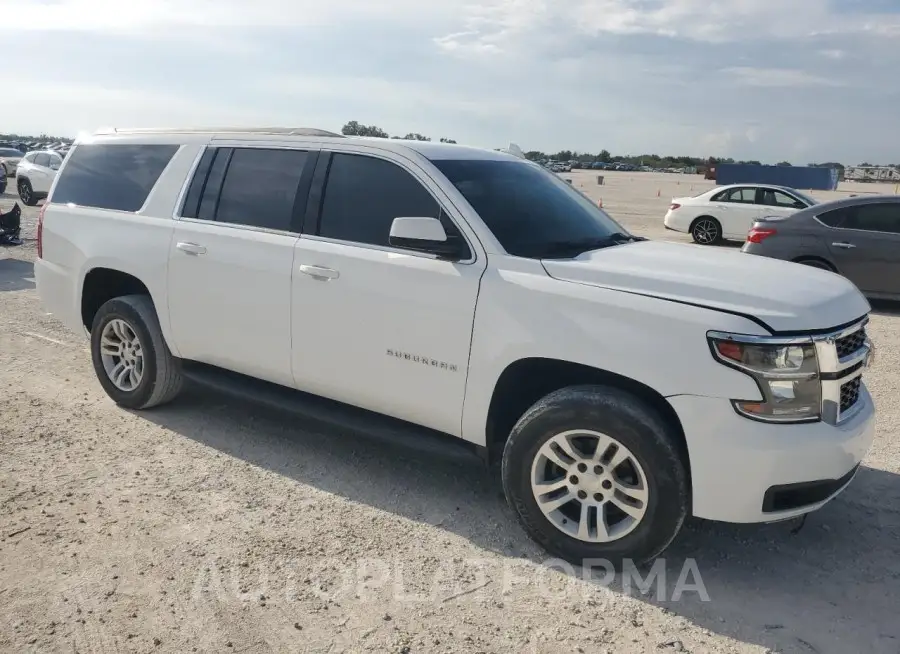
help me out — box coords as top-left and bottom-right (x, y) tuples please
(92, 126), (345, 137)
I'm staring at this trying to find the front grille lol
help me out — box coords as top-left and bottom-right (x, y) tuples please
(840, 377), (862, 414)
(835, 328), (866, 359)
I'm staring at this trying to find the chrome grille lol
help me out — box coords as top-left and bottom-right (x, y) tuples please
(835, 328), (867, 360)
(840, 377), (862, 414)
(812, 318), (870, 424)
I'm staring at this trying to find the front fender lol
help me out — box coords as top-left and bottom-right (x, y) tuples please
(460, 262), (766, 446)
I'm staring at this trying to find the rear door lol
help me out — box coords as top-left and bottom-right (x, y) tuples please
(167, 145), (317, 387)
(821, 202), (900, 295)
(714, 187), (764, 238)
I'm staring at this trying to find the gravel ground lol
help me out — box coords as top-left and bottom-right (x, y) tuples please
(1, 171), (899, 654)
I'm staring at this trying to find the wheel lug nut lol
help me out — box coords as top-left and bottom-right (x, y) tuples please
(593, 465), (603, 474)
(569, 475), (579, 484)
(602, 480), (612, 490)
(594, 493), (604, 502)
(577, 463), (587, 473)
(577, 490), (587, 500)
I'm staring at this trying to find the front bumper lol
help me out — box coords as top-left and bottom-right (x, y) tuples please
(669, 386), (875, 523)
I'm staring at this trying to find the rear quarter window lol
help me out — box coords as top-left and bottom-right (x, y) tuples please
(51, 144), (179, 211)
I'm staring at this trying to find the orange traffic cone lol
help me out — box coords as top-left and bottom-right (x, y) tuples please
(656, 189), (661, 197)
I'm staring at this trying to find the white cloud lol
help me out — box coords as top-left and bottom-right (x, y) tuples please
(2, 0), (455, 32)
(721, 67), (845, 88)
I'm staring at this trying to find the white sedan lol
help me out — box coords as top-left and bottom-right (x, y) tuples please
(664, 184), (819, 245)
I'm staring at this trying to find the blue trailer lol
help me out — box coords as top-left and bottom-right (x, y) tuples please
(714, 164), (839, 191)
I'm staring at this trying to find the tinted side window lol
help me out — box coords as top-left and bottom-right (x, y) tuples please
(213, 148), (309, 231)
(849, 203), (900, 234)
(51, 144), (178, 211)
(34, 153), (50, 167)
(725, 188), (755, 203)
(180, 147), (217, 219)
(761, 189), (803, 208)
(318, 154), (441, 247)
(817, 207), (851, 228)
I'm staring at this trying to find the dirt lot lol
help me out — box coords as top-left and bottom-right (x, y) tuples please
(1, 171), (899, 654)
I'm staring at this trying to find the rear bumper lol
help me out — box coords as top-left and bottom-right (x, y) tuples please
(34, 258), (86, 337)
(663, 210), (690, 233)
(669, 388), (875, 523)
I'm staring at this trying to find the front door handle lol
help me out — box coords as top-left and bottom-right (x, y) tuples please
(176, 242), (207, 255)
(298, 264), (339, 281)
(832, 242), (856, 249)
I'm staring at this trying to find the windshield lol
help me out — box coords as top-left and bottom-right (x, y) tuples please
(431, 158), (630, 258)
(0, 148), (22, 157)
(791, 189), (819, 206)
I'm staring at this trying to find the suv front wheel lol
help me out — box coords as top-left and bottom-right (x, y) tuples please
(501, 385), (688, 567)
(90, 295), (183, 409)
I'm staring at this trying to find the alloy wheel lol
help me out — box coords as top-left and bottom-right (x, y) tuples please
(530, 429), (649, 543)
(99, 319), (144, 392)
(693, 219), (719, 244)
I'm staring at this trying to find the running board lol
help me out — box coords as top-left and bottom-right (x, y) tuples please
(180, 361), (484, 464)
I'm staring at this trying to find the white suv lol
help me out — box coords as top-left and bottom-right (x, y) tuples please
(35, 127), (875, 565)
(15, 149), (65, 205)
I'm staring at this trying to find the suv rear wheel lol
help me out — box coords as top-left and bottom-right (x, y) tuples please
(90, 295), (183, 409)
(501, 385), (688, 567)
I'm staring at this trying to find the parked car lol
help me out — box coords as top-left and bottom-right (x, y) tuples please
(742, 195), (900, 300)
(0, 147), (24, 177)
(35, 126), (874, 566)
(16, 150), (65, 205)
(664, 184), (819, 245)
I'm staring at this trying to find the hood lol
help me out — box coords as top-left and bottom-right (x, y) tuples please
(541, 240), (870, 333)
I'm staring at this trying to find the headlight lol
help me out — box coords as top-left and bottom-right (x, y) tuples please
(709, 335), (820, 423)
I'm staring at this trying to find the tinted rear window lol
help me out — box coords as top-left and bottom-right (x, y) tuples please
(51, 144), (179, 211)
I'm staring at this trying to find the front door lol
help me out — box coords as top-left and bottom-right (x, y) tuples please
(823, 202), (900, 296)
(290, 150), (485, 436)
(167, 145), (313, 387)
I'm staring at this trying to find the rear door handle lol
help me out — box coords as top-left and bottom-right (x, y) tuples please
(176, 242), (207, 255)
(298, 264), (339, 281)
(832, 242), (856, 249)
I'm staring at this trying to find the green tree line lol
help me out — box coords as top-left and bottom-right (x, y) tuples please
(340, 121), (456, 143)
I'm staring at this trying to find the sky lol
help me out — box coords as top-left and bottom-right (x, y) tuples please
(4, 0), (900, 164)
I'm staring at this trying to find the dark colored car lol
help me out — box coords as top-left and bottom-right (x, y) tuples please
(742, 195), (900, 300)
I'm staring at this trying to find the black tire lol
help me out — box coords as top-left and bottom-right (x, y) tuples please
(795, 258), (835, 272)
(17, 178), (37, 206)
(90, 295), (183, 409)
(690, 216), (722, 245)
(501, 385), (688, 568)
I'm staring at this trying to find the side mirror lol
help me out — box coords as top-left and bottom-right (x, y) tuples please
(389, 217), (462, 260)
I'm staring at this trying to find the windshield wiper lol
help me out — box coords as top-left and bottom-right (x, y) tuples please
(537, 233), (645, 259)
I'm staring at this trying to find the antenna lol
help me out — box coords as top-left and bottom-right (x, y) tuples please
(502, 143), (526, 159)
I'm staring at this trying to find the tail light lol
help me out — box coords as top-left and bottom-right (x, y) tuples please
(37, 203), (47, 258)
(669, 203), (681, 211)
(747, 226), (777, 244)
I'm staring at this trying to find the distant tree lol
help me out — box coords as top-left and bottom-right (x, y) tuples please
(439, 138), (457, 144)
(776, 161), (792, 167)
(402, 133), (431, 141)
(340, 121), (389, 138)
